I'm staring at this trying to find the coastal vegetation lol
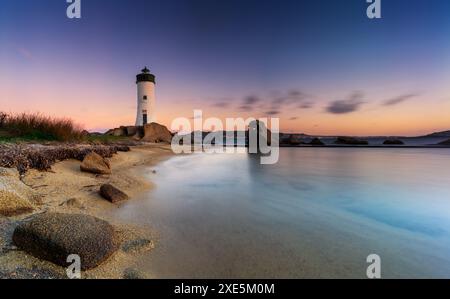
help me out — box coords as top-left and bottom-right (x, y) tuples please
(0, 112), (83, 142)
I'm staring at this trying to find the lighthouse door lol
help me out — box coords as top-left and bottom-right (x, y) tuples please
(143, 113), (148, 125)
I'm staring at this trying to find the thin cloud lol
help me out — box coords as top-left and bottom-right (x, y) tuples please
(270, 90), (316, 112)
(237, 95), (262, 111)
(326, 92), (365, 114)
(383, 93), (418, 106)
(299, 101), (314, 109)
(288, 90), (307, 100)
(239, 104), (253, 111)
(244, 95), (261, 105)
(212, 101), (230, 108)
(265, 110), (280, 115)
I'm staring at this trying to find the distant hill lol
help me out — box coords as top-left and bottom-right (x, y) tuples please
(422, 130), (450, 138)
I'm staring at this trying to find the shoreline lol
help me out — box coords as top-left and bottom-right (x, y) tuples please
(2, 143), (450, 278)
(0, 143), (174, 279)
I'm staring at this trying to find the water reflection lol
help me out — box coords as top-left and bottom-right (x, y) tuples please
(112, 148), (450, 278)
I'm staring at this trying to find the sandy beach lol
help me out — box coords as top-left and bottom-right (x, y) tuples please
(0, 143), (174, 279)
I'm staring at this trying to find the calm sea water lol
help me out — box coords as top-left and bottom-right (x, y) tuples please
(113, 148), (450, 278)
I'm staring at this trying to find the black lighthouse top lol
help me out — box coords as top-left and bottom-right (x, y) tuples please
(136, 67), (156, 84)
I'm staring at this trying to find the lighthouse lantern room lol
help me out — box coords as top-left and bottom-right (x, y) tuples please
(135, 67), (156, 126)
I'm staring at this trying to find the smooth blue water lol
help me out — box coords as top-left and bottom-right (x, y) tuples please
(113, 148), (450, 278)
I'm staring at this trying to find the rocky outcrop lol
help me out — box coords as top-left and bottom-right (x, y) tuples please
(13, 213), (118, 270)
(80, 152), (111, 174)
(288, 135), (303, 146)
(123, 126), (141, 137)
(309, 138), (325, 146)
(104, 126), (145, 139)
(99, 184), (129, 203)
(335, 137), (369, 145)
(383, 139), (404, 145)
(0, 168), (34, 216)
(439, 139), (450, 145)
(141, 123), (173, 143)
(107, 127), (127, 137)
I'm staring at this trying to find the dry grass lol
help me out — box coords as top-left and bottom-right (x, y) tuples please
(0, 112), (83, 142)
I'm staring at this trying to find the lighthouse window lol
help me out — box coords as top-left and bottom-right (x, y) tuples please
(143, 114), (148, 125)
(143, 95), (148, 100)
(142, 110), (147, 114)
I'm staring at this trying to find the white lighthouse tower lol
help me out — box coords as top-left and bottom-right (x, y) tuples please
(135, 67), (156, 126)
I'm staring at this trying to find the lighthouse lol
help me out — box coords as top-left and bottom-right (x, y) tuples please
(135, 67), (156, 126)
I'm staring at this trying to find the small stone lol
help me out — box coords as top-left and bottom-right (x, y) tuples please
(99, 184), (129, 203)
(60, 198), (85, 209)
(123, 268), (147, 279)
(121, 238), (153, 253)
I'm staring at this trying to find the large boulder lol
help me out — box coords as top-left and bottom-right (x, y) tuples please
(247, 120), (272, 151)
(0, 168), (34, 216)
(13, 213), (118, 270)
(80, 152), (111, 174)
(141, 123), (173, 143)
(335, 136), (369, 145)
(99, 184), (129, 203)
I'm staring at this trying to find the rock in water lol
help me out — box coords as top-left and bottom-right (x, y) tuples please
(334, 136), (369, 145)
(80, 152), (111, 174)
(13, 213), (118, 270)
(141, 123), (173, 143)
(100, 184), (129, 203)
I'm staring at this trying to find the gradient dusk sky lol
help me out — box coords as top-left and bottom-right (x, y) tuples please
(1, 0), (450, 136)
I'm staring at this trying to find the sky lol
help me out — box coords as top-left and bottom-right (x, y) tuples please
(1, 0), (450, 136)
